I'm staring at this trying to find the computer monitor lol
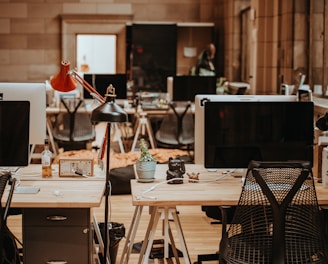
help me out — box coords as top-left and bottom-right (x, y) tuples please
(0, 101), (30, 166)
(0, 82), (46, 145)
(83, 74), (127, 99)
(172, 76), (217, 101)
(194, 94), (298, 164)
(204, 101), (314, 169)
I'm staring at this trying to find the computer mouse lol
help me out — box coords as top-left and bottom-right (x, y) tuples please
(53, 190), (61, 196)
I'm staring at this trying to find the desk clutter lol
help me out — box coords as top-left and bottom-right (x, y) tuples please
(53, 148), (191, 169)
(51, 148), (191, 195)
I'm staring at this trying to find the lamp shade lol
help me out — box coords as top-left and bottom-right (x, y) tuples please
(91, 91), (127, 123)
(50, 60), (77, 92)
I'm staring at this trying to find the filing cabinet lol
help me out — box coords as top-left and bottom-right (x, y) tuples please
(23, 208), (92, 264)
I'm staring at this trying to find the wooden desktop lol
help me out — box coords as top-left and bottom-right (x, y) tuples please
(120, 163), (328, 264)
(6, 165), (105, 264)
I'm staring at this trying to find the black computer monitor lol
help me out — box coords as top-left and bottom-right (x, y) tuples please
(172, 76), (217, 101)
(83, 74), (127, 99)
(204, 101), (314, 169)
(0, 101), (30, 166)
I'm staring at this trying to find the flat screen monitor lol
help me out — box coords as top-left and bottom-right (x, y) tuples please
(83, 74), (127, 99)
(0, 82), (46, 145)
(194, 94), (298, 164)
(0, 101), (30, 166)
(172, 76), (217, 101)
(204, 101), (314, 169)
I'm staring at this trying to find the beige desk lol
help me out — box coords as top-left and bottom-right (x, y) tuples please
(7, 165), (105, 264)
(120, 164), (328, 264)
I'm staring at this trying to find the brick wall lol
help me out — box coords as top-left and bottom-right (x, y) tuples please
(0, 0), (219, 82)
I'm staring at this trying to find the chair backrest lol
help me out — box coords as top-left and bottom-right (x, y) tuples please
(0, 172), (16, 222)
(155, 101), (194, 148)
(53, 98), (95, 143)
(220, 160), (328, 264)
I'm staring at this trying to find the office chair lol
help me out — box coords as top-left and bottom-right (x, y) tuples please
(219, 160), (328, 264)
(0, 171), (20, 263)
(52, 97), (96, 151)
(155, 101), (194, 156)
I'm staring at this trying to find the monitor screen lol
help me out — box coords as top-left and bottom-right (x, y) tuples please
(83, 74), (127, 99)
(0, 82), (46, 145)
(204, 101), (314, 169)
(172, 76), (217, 101)
(194, 94), (298, 164)
(0, 101), (30, 166)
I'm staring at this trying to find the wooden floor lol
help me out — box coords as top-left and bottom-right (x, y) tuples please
(7, 193), (221, 264)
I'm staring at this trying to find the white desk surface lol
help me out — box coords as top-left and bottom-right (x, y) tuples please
(131, 164), (328, 207)
(131, 164), (242, 207)
(10, 180), (105, 208)
(4, 164), (105, 208)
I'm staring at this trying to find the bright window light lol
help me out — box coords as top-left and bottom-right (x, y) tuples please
(76, 34), (116, 73)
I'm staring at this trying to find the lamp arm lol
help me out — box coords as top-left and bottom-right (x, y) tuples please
(69, 70), (105, 104)
(90, 93), (104, 103)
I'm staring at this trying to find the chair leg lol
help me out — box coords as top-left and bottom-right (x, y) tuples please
(193, 253), (219, 264)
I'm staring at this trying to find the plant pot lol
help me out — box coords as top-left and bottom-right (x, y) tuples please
(135, 160), (157, 181)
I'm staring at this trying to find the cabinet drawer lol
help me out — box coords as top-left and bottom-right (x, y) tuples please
(24, 226), (91, 264)
(23, 208), (89, 226)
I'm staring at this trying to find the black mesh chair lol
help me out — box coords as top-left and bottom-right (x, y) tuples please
(155, 101), (194, 154)
(219, 160), (328, 264)
(0, 171), (18, 263)
(52, 98), (96, 150)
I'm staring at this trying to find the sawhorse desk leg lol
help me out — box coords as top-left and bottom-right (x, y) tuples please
(119, 205), (144, 264)
(131, 112), (156, 151)
(120, 206), (190, 264)
(138, 206), (190, 264)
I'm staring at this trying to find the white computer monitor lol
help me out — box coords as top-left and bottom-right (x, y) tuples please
(0, 82), (46, 145)
(194, 94), (298, 165)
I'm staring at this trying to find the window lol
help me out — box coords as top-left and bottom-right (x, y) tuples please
(76, 34), (117, 73)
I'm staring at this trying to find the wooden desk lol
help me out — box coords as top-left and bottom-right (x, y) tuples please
(7, 165), (105, 264)
(120, 164), (328, 264)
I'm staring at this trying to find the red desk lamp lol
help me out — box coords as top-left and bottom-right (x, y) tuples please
(51, 60), (104, 103)
(51, 60), (128, 264)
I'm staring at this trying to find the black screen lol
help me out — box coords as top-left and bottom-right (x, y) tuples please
(173, 76), (217, 101)
(131, 24), (177, 93)
(0, 101), (30, 166)
(205, 101), (314, 168)
(83, 74), (127, 99)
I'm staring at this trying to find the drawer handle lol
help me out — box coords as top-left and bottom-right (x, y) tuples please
(46, 215), (68, 221)
(46, 261), (67, 264)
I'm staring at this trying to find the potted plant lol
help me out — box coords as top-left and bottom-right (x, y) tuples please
(135, 138), (157, 182)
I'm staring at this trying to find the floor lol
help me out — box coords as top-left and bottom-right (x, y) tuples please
(7, 193), (221, 264)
